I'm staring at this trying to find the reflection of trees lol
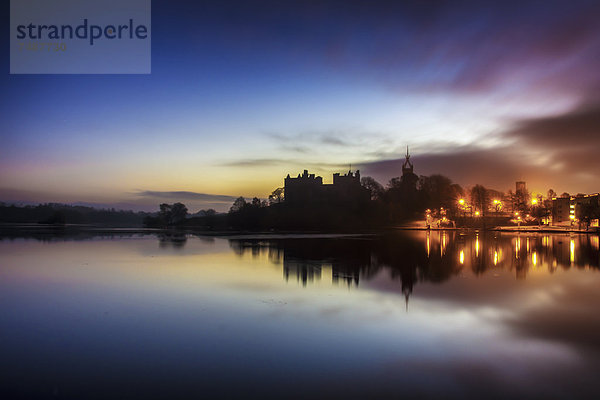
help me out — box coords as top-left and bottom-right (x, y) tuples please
(0, 226), (146, 242)
(157, 232), (187, 248)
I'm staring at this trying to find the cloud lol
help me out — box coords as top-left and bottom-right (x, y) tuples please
(219, 159), (286, 167)
(218, 156), (348, 170)
(361, 146), (524, 189)
(360, 98), (600, 194)
(135, 190), (238, 203)
(502, 101), (600, 173)
(205, 1), (600, 102)
(265, 129), (394, 156)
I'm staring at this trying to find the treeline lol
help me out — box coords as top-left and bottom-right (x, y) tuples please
(225, 174), (464, 230)
(226, 197), (374, 230)
(143, 203), (229, 229)
(0, 203), (150, 226)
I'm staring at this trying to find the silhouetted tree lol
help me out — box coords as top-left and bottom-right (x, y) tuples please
(470, 185), (489, 215)
(251, 197), (262, 208)
(577, 202), (600, 231)
(203, 209), (217, 217)
(229, 197), (247, 213)
(39, 210), (66, 225)
(268, 188), (285, 205)
(158, 202), (188, 225)
(171, 203), (188, 223)
(418, 174), (463, 212)
(361, 176), (384, 200)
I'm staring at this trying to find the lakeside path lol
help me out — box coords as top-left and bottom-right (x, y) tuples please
(396, 220), (599, 234)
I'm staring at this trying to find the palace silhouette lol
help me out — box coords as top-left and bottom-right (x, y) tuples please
(284, 147), (418, 208)
(284, 169), (370, 206)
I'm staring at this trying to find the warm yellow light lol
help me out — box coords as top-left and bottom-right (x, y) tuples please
(532, 252), (537, 266)
(458, 199), (465, 205)
(475, 211), (480, 216)
(493, 199), (499, 204)
(531, 199), (538, 205)
(514, 212), (519, 216)
(459, 250), (464, 264)
(569, 215), (575, 220)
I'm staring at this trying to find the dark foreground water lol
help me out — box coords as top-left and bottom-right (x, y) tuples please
(1, 230), (600, 399)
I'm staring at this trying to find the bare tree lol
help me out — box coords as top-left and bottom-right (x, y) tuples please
(361, 176), (384, 200)
(470, 185), (489, 216)
(229, 197), (247, 213)
(268, 187), (285, 204)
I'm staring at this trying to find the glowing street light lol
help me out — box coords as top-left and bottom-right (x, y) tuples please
(531, 199), (538, 205)
(458, 198), (465, 205)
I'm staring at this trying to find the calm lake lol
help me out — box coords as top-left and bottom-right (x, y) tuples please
(1, 230), (600, 399)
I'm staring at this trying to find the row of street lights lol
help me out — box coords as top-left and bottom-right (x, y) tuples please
(456, 197), (539, 219)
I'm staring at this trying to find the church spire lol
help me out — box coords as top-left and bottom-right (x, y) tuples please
(402, 145), (413, 174)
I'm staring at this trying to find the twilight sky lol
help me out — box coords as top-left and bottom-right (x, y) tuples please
(1, 0), (600, 212)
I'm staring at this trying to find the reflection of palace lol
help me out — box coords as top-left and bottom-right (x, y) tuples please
(228, 234), (459, 306)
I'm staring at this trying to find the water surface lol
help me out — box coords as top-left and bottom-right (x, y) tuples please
(1, 230), (599, 399)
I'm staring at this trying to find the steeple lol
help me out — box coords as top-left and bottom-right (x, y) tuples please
(402, 146), (413, 175)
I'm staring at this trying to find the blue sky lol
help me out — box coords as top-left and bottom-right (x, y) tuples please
(1, 0), (600, 211)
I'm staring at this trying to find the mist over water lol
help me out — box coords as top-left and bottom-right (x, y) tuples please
(1, 231), (599, 399)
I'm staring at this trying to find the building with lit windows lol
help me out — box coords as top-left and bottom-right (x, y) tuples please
(551, 193), (600, 227)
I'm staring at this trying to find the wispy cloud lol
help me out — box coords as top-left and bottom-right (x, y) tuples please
(218, 159), (287, 167)
(264, 129), (395, 158)
(218, 157), (347, 170)
(135, 190), (237, 203)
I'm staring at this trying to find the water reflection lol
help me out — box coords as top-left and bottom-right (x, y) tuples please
(230, 231), (600, 294)
(158, 232), (187, 248)
(1, 230), (600, 399)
